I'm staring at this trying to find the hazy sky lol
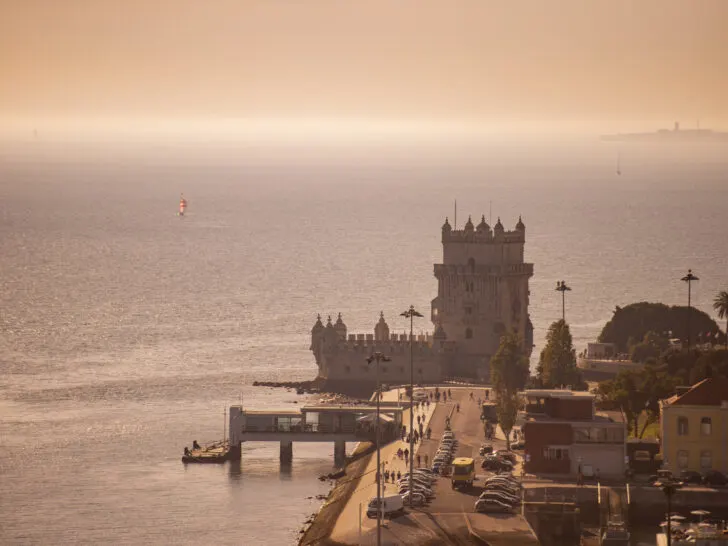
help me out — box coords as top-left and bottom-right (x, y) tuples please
(2, 0), (727, 131)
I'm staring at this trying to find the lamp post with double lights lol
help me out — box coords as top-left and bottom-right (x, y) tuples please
(680, 269), (699, 348)
(366, 351), (391, 546)
(655, 479), (682, 546)
(555, 280), (571, 322)
(400, 305), (423, 507)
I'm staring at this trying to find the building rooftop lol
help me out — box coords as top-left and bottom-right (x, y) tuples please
(302, 405), (405, 414)
(241, 409), (303, 416)
(521, 389), (595, 400)
(525, 413), (622, 425)
(662, 377), (728, 407)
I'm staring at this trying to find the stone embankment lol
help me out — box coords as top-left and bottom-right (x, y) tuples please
(298, 442), (376, 546)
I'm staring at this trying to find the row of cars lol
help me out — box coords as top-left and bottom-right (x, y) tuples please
(366, 468), (438, 518)
(648, 469), (728, 487)
(431, 430), (458, 474)
(474, 473), (522, 514)
(368, 429), (458, 518)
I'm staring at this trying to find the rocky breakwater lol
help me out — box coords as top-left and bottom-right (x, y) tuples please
(252, 379), (322, 395)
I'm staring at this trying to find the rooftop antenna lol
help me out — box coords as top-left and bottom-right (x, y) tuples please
(454, 199), (457, 229)
(489, 201), (493, 225)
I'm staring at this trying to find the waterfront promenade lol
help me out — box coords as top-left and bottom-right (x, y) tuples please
(329, 386), (539, 545)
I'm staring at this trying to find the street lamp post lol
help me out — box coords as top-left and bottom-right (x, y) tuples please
(400, 305), (423, 507)
(555, 280), (572, 322)
(655, 479), (682, 546)
(366, 351), (391, 546)
(680, 269), (699, 348)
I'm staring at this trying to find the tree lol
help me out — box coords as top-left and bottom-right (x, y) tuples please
(598, 302), (722, 352)
(714, 291), (728, 349)
(630, 330), (670, 363)
(496, 391), (520, 451)
(490, 332), (529, 451)
(596, 366), (678, 437)
(537, 320), (582, 388)
(490, 331), (530, 393)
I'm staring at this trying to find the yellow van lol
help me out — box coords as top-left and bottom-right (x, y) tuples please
(451, 457), (475, 489)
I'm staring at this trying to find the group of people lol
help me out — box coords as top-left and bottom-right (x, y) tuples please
(183, 440), (201, 456)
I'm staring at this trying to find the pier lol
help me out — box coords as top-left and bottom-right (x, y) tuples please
(228, 403), (405, 465)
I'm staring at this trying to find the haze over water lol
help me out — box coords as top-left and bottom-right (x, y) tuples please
(0, 137), (726, 544)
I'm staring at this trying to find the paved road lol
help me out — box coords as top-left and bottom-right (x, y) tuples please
(338, 386), (538, 545)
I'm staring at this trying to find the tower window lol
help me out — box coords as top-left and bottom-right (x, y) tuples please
(465, 328), (473, 339)
(468, 258), (475, 272)
(465, 307), (472, 315)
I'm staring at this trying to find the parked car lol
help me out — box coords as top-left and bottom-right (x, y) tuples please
(494, 450), (517, 464)
(400, 491), (427, 506)
(479, 490), (520, 505)
(474, 498), (514, 513)
(679, 470), (703, 484)
(367, 495), (405, 519)
(702, 470), (728, 486)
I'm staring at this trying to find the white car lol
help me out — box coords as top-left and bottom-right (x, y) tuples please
(474, 498), (514, 514)
(400, 491), (427, 506)
(398, 486), (434, 499)
(402, 473), (436, 485)
(398, 477), (432, 489)
(479, 490), (520, 505)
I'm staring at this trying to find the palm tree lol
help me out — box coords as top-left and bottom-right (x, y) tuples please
(714, 291), (728, 349)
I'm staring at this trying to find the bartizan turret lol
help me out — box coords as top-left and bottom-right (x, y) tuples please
(374, 312), (389, 341)
(334, 313), (347, 340)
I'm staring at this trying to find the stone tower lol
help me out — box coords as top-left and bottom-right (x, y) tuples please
(431, 214), (533, 378)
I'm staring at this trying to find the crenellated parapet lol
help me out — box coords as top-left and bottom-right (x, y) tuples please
(441, 215), (525, 244)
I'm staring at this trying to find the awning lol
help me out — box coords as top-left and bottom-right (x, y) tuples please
(357, 413), (394, 423)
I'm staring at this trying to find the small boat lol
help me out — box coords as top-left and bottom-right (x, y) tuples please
(601, 520), (630, 545)
(181, 440), (231, 464)
(178, 194), (188, 216)
(616, 152), (621, 176)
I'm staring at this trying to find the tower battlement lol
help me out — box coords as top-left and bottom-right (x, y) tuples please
(442, 215), (525, 244)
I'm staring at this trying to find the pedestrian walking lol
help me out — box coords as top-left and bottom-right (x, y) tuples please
(424, 454), (429, 466)
(456, 403), (460, 413)
(417, 454), (421, 467)
(427, 427), (431, 439)
(404, 448), (409, 461)
(397, 470), (401, 481)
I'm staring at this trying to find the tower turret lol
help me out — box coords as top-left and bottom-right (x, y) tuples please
(464, 215), (474, 233)
(476, 215), (490, 235)
(374, 311), (390, 341)
(334, 312), (347, 339)
(310, 314), (324, 349)
(515, 215), (525, 232)
(441, 217), (452, 240)
(493, 217), (504, 237)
